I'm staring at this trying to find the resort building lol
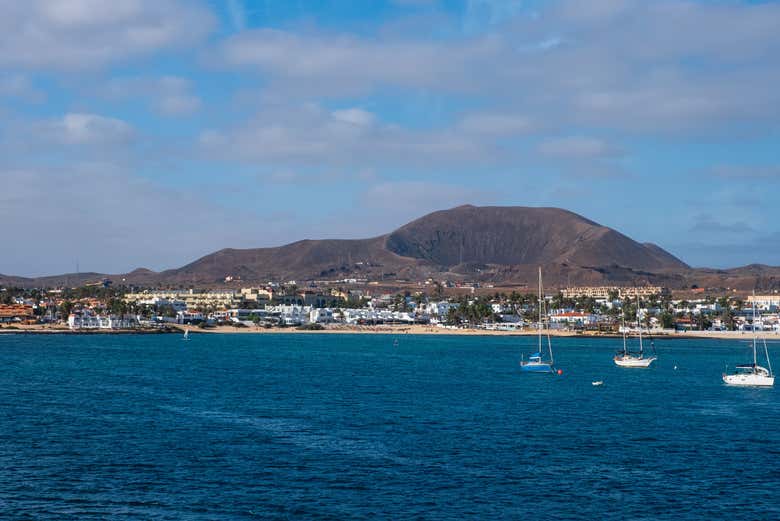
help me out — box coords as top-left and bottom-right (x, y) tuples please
(548, 312), (599, 326)
(0, 304), (35, 323)
(176, 311), (205, 324)
(561, 286), (667, 299)
(124, 289), (243, 311)
(747, 294), (780, 311)
(240, 287), (274, 305)
(68, 312), (137, 330)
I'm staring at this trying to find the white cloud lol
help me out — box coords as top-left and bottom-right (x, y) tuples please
(217, 28), (496, 96)
(103, 76), (202, 116)
(226, 0), (247, 32)
(0, 73), (44, 101)
(0, 0), (215, 69)
(538, 136), (620, 159)
(457, 113), (534, 135)
(214, 0), (780, 135)
(0, 164), (265, 276)
(332, 108), (376, 127)
(689, 214), (754, 235)
(199, 103), (502, 168)
(44, 113), (135, 145)
(709, 165), (780, 180)
(361, 181), (494, 216)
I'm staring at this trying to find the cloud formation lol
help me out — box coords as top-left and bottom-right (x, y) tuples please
(1, 0), (780, 275)
(0, 0), (215, 69)
(42, 113), (136, 145)
(102, 76), (202, 116)
(199, 103), (509, 169)
(215, 0), (780, 134)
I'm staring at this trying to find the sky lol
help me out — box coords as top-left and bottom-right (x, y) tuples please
(1, 0), (779, 277)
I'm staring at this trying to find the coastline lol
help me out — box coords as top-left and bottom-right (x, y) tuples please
(4, 323), (779, 341)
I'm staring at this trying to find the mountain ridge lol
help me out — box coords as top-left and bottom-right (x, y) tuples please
(2, 205), (778, 290)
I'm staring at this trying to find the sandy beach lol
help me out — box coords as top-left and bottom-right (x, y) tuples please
(3, 322), (779, 341)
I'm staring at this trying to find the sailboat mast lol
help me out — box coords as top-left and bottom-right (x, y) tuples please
(538, 267), (542, 354)
(752, 295), (758, 367)
(541, 269), (553, 363)
(763, 336), (773, 376)
(637, 293), (643, 355)
(622, 313), (627, 355)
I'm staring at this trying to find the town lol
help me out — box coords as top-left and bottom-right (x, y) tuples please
(1, 280), (779, 336)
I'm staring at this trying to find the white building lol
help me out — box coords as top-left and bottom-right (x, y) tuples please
(748, 295), (780, 311)
(265, 305), (312, 326)
(548, 312), (599, 326)
(176, 311), (205, 324)
(491, 303), (514, 314)
(341, 308), (420, 324)
(310, 308), (334, 324)
(425, 301), (459, 317)
(68, 313), (137, 330)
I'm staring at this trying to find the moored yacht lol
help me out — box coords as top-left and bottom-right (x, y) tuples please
(614, 294), (657, 368)
(723, 296), (774, 387)
(520, 267), (555, 374)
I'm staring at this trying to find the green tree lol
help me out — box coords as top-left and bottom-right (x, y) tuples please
(58, 300), (74, 319)
(660, 311), (675, 329)
(446, 307), (459, 326)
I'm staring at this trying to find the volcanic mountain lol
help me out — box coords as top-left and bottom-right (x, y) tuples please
(385, 206), (686, 270)
(2, 205), (706, 289)
(148, 205), (687, 284)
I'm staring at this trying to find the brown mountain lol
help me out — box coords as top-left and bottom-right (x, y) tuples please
(385, 206), (686, 270)
(3, 205), (778, 290)
(149, 205), (688, 285)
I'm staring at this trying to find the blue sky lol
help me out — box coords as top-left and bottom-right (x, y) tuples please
(1, 0), (779, 276)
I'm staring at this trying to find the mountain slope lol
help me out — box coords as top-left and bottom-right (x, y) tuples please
(384, 205), (688, 270)
(17, 205), (780, 290)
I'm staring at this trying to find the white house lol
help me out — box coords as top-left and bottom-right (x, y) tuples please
(425, 301), (458, 317)
(548, 312), (598, 326)
(68, 312), (137, 330)
(310, 308), (334, 324)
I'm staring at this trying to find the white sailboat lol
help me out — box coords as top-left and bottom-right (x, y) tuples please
(614, 294), (657, 368)
(520, 267), (555, 373)
(723, 296), (774, 387)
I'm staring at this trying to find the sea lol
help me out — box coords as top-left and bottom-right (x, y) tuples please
(1, 333), (778, 520)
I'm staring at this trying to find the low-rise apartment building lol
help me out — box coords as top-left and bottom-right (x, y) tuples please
(0, 304), (35, 323)
(68, 312), (137, 330)
(124, 289), (243, 311)
(561, 286), (667, 299)
(747, 295), (780, 311)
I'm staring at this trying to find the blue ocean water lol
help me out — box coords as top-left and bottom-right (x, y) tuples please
(1, 333), (778, 520)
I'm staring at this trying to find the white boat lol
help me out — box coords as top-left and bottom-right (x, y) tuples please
(520, 267), (555, 374)
(592, 381), (603, 386)
(723, 296), (774, 387)
(613, 294), (656, 368)
(614, 355), (655, 368)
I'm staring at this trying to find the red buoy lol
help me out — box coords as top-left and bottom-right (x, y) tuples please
(557, 369), (563, 375)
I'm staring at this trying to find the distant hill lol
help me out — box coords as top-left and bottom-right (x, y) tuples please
(150, 205), (688, 285)
(385, 206), (687, 270)
(2, 205), (778, 290)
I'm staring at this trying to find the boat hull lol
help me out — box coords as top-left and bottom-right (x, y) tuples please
(520, 362), (554, 373)
(722, 373), (775, 387)
(614, 356), (656, 368)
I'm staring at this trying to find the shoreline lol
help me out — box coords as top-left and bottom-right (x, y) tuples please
(3, 323), (779, 341)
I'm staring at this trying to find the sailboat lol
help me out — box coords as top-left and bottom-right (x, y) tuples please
(723, 296), (774, 387)
(520, 267), (555, 373)
(614, 294), (657, 368)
